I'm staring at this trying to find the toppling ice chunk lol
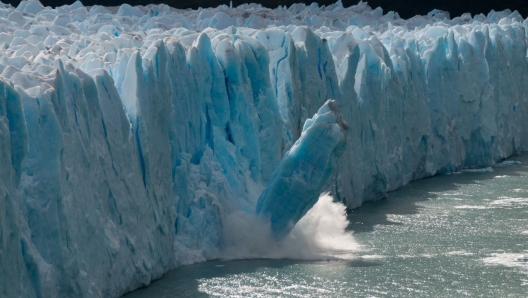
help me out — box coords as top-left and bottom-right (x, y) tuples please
(256, 100), (349, 240)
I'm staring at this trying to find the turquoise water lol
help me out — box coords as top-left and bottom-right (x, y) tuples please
(125, 155), (528, 297)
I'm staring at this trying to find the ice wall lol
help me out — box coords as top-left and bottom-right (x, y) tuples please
(0, 0), (528, 297)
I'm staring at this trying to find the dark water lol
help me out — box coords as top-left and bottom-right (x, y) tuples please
(125, 155), (528, 297)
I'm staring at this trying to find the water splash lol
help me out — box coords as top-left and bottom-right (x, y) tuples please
(220, 193), (360, 260)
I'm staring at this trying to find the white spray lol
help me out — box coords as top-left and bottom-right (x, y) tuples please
(220, 193), (360, 260)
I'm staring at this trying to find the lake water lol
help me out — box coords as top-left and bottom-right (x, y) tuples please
(124, 154), (528, 297)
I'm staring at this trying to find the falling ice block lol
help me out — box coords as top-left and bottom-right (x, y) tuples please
(256, 99), (349, 240)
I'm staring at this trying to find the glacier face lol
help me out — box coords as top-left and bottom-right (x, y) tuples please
(0, 0), (528, 296)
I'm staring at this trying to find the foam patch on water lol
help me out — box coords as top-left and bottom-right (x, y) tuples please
(483, 252), (528, 271)
(455, 197), (528, 210)
(361, 254), (386, 259)
(444, 192), (464, 196)
(440, 192), (464, 200)
(455, 205), (492, 209)
(498, 160), (522, 166)
(446, 251), (474, 256)
(461, 167), (494, 173)
(490, 197), (528, 208)
(220, 194), (360, 261)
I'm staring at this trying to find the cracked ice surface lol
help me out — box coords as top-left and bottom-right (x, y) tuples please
(1, 0), (528, 296)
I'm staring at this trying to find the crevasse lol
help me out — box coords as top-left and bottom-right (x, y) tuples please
(1, 0), (528, 297)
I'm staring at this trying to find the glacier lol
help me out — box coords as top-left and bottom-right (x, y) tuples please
(0, 0), (528, 296)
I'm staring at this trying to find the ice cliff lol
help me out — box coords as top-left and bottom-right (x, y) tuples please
(1, 0), (528, 297)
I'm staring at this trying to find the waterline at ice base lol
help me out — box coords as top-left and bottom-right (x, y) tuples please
(1, 0), (528, 296)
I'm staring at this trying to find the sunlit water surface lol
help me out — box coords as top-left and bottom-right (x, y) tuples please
(124, 154), (528, 297)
